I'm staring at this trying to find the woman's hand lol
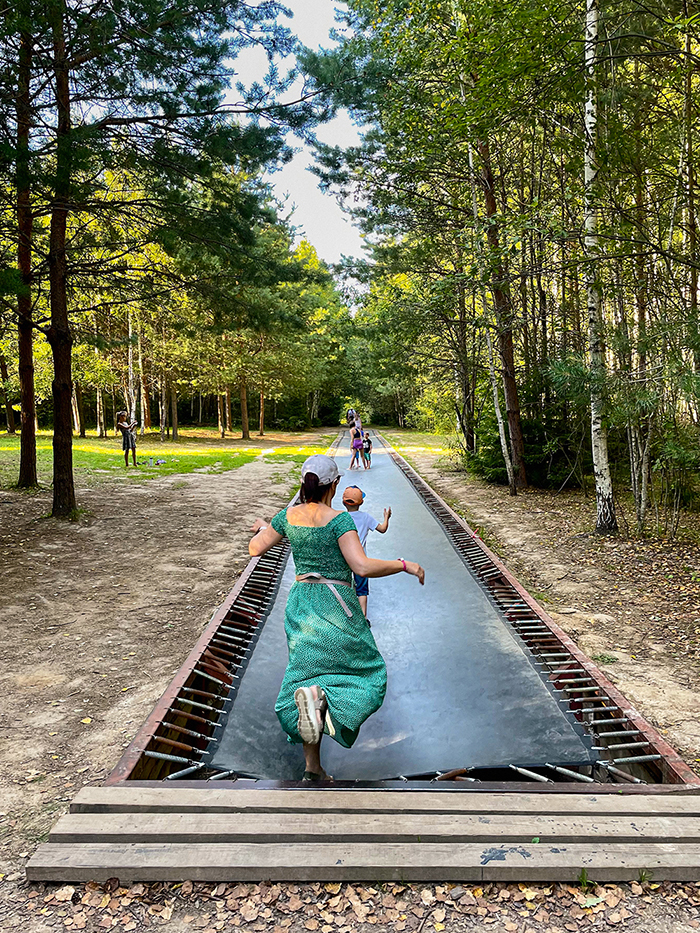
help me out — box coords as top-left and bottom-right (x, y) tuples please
(250, 517), (267, 533)
(404, 560), (425, 585)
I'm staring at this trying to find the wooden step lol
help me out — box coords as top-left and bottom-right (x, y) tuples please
(70, 785), (700, 816)
(49, 810), (700, 845)
(27, 840), (700, 883)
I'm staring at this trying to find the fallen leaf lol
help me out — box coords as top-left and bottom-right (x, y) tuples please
(421, 889), (435, 906)
(240, 902), (259, 922)
(54, 886), (75, 903)
(80, 717), (92, 724)
(433, 909), (446, 923)
(305, 921), (319, 931)
(325, 884), (342, 895)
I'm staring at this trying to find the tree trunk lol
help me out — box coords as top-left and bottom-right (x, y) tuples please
(96, 387), (105, 437)
(138, 329), (150, 432)
(685, 16), (700, 373)
(584, 0), (618, 534)
(198, 391), (202, 425)
(159, 378), (167, 441)
(258, 391), (265, 436)
(0, 353), (16, 433)
(16, 28), (37, 486)
(475, 138), (528, 488)
(127, 309), (136, 419)
(485, 325), (516, 494)
(240, 377), (250, 439)
(47, 0), (76, 517)
(75, 381), (85, 437)
(225, 385), (232, 433)
(217, 394), (225, 438)
(170, 382), (178, 440)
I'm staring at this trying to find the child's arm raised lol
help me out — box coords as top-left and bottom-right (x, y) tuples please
(376, 506), (392, 533)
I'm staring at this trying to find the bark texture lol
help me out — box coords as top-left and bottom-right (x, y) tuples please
(48, 1), (76, 516)
(240, 377), (250, 440)
(0, 354), (16, 433)
(476, 138), (528, 488)
(16, 29), (37, 486)
(584, 0), (618, 534)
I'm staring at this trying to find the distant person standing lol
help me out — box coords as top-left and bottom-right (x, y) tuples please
(349, 423), (363, 470)
(362, 430), (373, 470)
(116, 410), (138, 467)
(346, 407), (356, 426)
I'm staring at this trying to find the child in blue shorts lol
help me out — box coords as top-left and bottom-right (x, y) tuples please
(342, 485), (392, 619)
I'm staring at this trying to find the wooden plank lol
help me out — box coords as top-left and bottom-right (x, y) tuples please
(70, 785), (700, 817)
(49, 811), (700, 845)
(26, 841), (700, 883)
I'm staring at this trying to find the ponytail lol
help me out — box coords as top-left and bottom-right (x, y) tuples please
(300, 471), (333, 503)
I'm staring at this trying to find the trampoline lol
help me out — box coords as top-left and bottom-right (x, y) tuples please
(208, 442), (596, 782)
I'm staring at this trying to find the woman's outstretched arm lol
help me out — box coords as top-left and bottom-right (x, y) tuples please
(338, 530), (425, 585)
(249, 519), (284, 556)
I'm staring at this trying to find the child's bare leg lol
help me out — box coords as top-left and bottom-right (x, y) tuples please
(124, 450), (129, 467)
(359, 594), (368, 616)
(131, 448), (137, 466)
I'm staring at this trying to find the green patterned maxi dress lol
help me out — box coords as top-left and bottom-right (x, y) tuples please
(271, 508), (387, 748)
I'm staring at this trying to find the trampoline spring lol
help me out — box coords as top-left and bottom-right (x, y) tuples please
(208, 770), (237, 781)
(545, 763), (595, 783)
(145, 750), (195, 765)
(164, 763), (206, 781)
(195, 667), (238, 686)
(217, 628), (250, 644)
(175, 697), (221, 714)
(552, 677), (594, 685)
(609, 754), (662, 764)
(540, 653), (571, 659)
(583, 715), (627, 724)
(152, 735), (196, 753)
(210, 640), (243, 658)
(161, 722), (217, 743)
(180, 687), (225, 703)
(590, 729), (640, 738)
(566, 698), (618, 705)
(165, 709), (219, 728)
(592, 740), (651, 751)
(602, 764), (647, 784)
(509, 764), (553, 783)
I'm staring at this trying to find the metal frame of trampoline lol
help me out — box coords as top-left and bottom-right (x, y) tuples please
(106, 433), (697, 790)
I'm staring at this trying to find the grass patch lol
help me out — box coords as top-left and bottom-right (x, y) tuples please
(592, 652), (619, 665)
(0, 430), (336, 489)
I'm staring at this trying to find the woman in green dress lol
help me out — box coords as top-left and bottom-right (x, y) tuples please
(249, 454), (425, 780)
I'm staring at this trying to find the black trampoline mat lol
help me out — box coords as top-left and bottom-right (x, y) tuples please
(210, 444), (595, 781)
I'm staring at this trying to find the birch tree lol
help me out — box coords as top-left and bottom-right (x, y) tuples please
(584, 0), (618, 533)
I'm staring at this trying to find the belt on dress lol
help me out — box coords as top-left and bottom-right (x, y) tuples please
(295, 573), (353, 618)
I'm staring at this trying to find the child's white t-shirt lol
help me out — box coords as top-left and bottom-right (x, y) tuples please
(349, 511), (379, 549)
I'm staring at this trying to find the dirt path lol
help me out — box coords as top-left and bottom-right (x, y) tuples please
(0, 456), (296, 876)
(2, 439), (700, 932)
(405, 450), (700, 772)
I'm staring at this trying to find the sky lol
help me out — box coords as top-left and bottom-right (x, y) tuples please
(228, 0), (365, 267)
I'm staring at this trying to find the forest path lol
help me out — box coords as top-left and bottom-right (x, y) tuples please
(0, 455), (297, 881)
